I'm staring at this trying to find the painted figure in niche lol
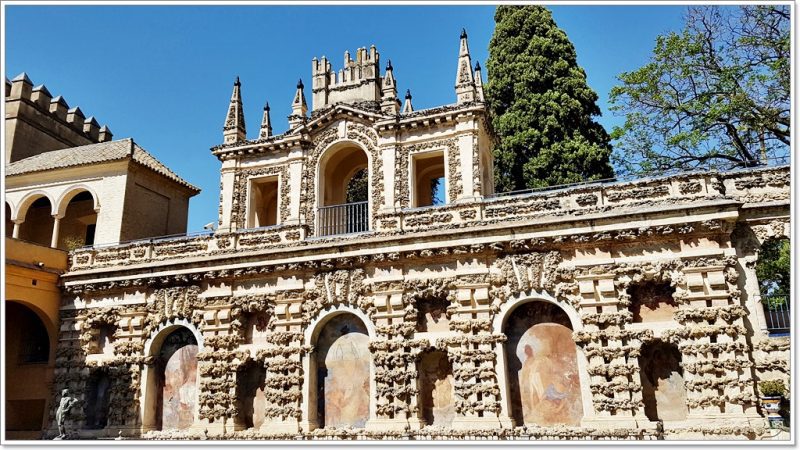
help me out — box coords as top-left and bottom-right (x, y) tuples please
(505, 302), (583, 427)
(318, 316), (370, 428)
(516, 324), (582, 426)
(159, 329), (199, 431)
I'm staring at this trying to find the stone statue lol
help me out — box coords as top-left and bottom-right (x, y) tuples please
(55, 388), (78, 440)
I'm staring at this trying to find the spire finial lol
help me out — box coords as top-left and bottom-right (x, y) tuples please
(475, 61), (481, 71)
(223, 77), (246, 143)
(297, 78), (304, 89)
(461, 28), (468, 39)
(402, 89), (414, 114)
(260, 99), (273, 138)
(290, 78), (308, 128)
(455, 26), (476, 104)
(386, 59), (393, 71)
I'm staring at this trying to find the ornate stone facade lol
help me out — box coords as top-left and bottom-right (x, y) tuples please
(48, 32), (790, 441)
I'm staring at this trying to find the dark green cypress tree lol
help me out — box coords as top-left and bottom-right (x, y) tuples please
(486, 5), (614, 192)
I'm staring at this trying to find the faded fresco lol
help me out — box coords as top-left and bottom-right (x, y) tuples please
(640, 341), (688, 421)
(630, 282), (678, 323)
(505, 302), (583, 426)
(418, 351), (455, 426)
(316, 314), (370, 428)
(159, 328), (198, 431)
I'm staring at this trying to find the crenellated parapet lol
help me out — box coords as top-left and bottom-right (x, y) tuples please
(311, 46), (382, 111)
(5, 72), (113, 163)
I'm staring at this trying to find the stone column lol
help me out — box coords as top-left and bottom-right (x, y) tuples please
(12, 219), (22, 238)
(50, 215), (62, 248)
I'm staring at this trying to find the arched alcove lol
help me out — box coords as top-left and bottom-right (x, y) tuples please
(503, 301), (583, 426)
(143, 327), (199, 431)
(638, 340), (687, 421)
(84, 369), (111, 429)
(234, 361), (266, 430)
(417, 350), (454, 427)
(18, 196), (54, 247)
(57, 190), (97, 250)
(317, 143), (370, 235)
(310, 313), (371, 429)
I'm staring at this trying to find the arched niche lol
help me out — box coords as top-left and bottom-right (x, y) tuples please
(142, 326), (199, 431)
(638, 340), (687, 421)
(234, 361), (266, 431)
(309, 312), (371, 429)
(417, 349), (454, 427)
(84, 369), (111, 430)
(56, 190), (97, 250)
(503, 301), (583, 426)
(18, 195), (54, 247)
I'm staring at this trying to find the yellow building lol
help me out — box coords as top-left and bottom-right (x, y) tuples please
(4, 238), (66, 439)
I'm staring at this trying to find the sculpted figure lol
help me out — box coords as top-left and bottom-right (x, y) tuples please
(55, 388), (78, 440)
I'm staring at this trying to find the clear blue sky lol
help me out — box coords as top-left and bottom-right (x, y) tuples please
(5, 5), (687, 232)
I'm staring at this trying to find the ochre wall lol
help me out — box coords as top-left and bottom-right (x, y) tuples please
(5, 238), (67, 439)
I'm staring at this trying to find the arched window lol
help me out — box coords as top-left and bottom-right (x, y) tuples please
(317, 145), (369, 236)
(503, 301), (583, 426)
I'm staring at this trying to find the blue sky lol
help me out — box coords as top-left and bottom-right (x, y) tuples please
(5, 5), (687, 232)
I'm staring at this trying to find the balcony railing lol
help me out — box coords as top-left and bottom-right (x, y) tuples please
(763, 296), (790, 334)
(317, 201), (369, 237)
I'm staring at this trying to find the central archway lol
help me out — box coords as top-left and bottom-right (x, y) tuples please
(310, 312), (371, 429)
(143, 325), (199, 431)
(503, 301), (583, 426)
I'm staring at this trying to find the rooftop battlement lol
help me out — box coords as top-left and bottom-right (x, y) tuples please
(311, 45), (382, 111)
(5, 72), (113, 163)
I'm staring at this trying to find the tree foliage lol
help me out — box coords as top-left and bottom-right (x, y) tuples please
(485, 5), (614, 192)
(610, 5), (790, 175)
(756, 238), (790, 298)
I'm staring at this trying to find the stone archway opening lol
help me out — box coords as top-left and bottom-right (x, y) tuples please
(417, 349), (454, 427)
(503, 301), (583, 426)
(310, 313), (371, 429)
(317, 144), (369, 236)
(57, 190), (97, 250)
(638, 340), (687, 421)
(143, 327), (199, 431)
(18, 196), (54, 247)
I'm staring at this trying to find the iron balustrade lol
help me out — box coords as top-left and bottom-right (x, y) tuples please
(317, 201), (369, 236)
(762, 296), (790, 334)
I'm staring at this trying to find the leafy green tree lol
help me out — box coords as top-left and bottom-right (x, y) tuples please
(756, 238), (790, 299)
(610, 6), (790, 176)
(485, 5), (614, 192)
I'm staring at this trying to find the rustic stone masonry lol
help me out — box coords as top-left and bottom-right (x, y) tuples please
(48, 33), (790, 441)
